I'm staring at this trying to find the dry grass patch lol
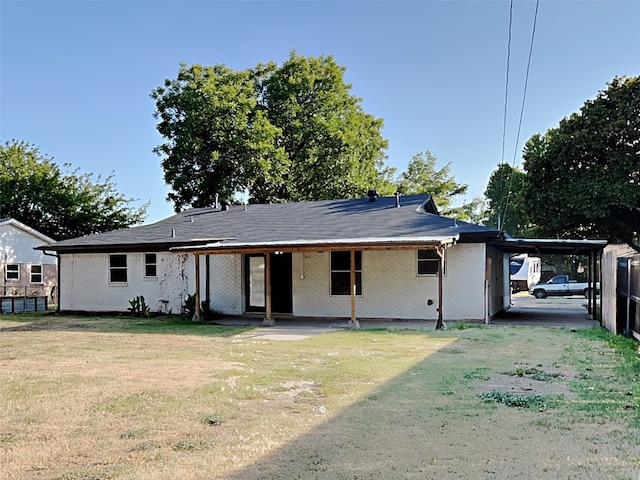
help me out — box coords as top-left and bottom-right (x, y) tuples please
(0, 316), (453, 479)
(1, 315), (639, 479)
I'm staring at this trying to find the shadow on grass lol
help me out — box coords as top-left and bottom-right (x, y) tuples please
(0, 313), (253, 337)
(222, 327), (639, 480)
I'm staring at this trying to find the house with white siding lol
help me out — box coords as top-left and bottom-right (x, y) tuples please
(37, 194), (511, 326)
(1, 218), (57, 311)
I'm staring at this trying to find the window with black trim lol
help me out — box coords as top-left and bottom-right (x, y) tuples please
(417, 250), (443, 275)
(30, 265), (43, 284)
(5, 264), (19, 281)
(144, 253), (157, 277)
(330, 251), (362, 296)
(109, 254), (127, 283)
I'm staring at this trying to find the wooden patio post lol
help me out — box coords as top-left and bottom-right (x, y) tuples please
(349, 249), (360, 329)
(263, 252), (275, 326)
(193, 253), (201, 321)
(435, 246), (444, 330)
(597, 249), (603, 324)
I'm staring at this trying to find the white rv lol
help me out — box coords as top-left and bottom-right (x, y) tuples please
(510, 254), (541, 293)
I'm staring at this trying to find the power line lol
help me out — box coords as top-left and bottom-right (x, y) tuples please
(500, 0), (513, 166)
(510, 0), (540, 168)
(499, 0), (540, 235)
(497, 0), (514, 231)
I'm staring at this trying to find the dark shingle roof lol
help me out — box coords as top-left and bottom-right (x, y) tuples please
(40, 195), (500, 253)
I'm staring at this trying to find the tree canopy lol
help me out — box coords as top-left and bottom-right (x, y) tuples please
(523, 76), (640, 243)
(397, 151), (468, 212)
(151, 52), (389, 210)
(484, 163), (534, 237)
(0, 140), (147, 240)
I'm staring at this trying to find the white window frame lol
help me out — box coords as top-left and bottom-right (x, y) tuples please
(109, 254), (128, 283)
(417, 249), (445, 276)
(144, 253), (157, 278)
(30, 264), (43, 284)
(5, 264), (19, 281)
(330, 251), (362, 296)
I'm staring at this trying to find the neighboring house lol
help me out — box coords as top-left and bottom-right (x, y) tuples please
(1, 218), (57, 308)
(38, 194), (511, 324)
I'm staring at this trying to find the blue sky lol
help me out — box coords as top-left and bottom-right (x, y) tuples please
(1, 1), (639, 224)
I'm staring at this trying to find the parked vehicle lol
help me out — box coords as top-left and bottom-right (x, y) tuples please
(510, 255), (541, 293)
(529, 275), (599, 299)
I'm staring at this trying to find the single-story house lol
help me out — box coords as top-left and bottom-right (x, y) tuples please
(1, 218), (57, 311)
(38, 194), (510, 326)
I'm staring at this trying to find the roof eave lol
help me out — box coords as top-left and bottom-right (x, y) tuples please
(35, 238), (231, 254)
(171, 236), (460, 255)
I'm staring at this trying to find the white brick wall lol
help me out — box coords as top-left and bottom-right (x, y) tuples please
(60, 252), (193, 313)
(290, 243), (489, 321)
(206, 254), (243, 315)
(60, 243), (505, 321)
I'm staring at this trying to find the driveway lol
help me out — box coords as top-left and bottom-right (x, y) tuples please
(491, 294), (599, 328)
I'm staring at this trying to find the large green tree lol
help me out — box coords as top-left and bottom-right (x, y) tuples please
(151, 52), (388, 210)
(484, 163), (535, 237)
(397, 151), (468, 212)
(0, 140), (147, 240)
(523, 76), (640, 243)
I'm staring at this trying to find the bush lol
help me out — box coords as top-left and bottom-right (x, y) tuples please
(128, 296), (150, 318)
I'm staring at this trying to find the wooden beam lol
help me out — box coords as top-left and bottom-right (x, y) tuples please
(263, 253), (274, 326)
(193, 253), (201, 321)
(205, 254), (210, 309)
(349, 249), (360, 329)
(175, 242), (454, 256)
(435, 246), (444, 329)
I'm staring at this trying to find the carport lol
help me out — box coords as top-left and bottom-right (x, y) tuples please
(492, 238), (607, 324)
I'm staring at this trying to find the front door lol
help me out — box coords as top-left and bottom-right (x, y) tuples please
(245, 253), (292, 314)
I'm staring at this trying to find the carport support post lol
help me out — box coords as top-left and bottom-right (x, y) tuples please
(591, 251), (597, 320)
(588, 251), (597, 318)
(435, 246), (444, 330)
(263, 252), (275, 326)
(348, 249), (360, 329)
(193, 253), (202, 321)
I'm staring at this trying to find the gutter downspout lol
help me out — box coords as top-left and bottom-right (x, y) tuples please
(42, 250), (59, 312)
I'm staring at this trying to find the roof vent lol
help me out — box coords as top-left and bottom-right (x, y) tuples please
(215, 193), (220, 209)
(394, 191), (401, 208)
(367, 190), (378, 202)
(171, 228), (176, 238)
(221, 200), (230, 211)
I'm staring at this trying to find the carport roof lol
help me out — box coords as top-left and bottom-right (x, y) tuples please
(494, 237), (607, 255)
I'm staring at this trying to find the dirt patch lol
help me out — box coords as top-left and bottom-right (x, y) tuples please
(475, 363), (576, 398)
